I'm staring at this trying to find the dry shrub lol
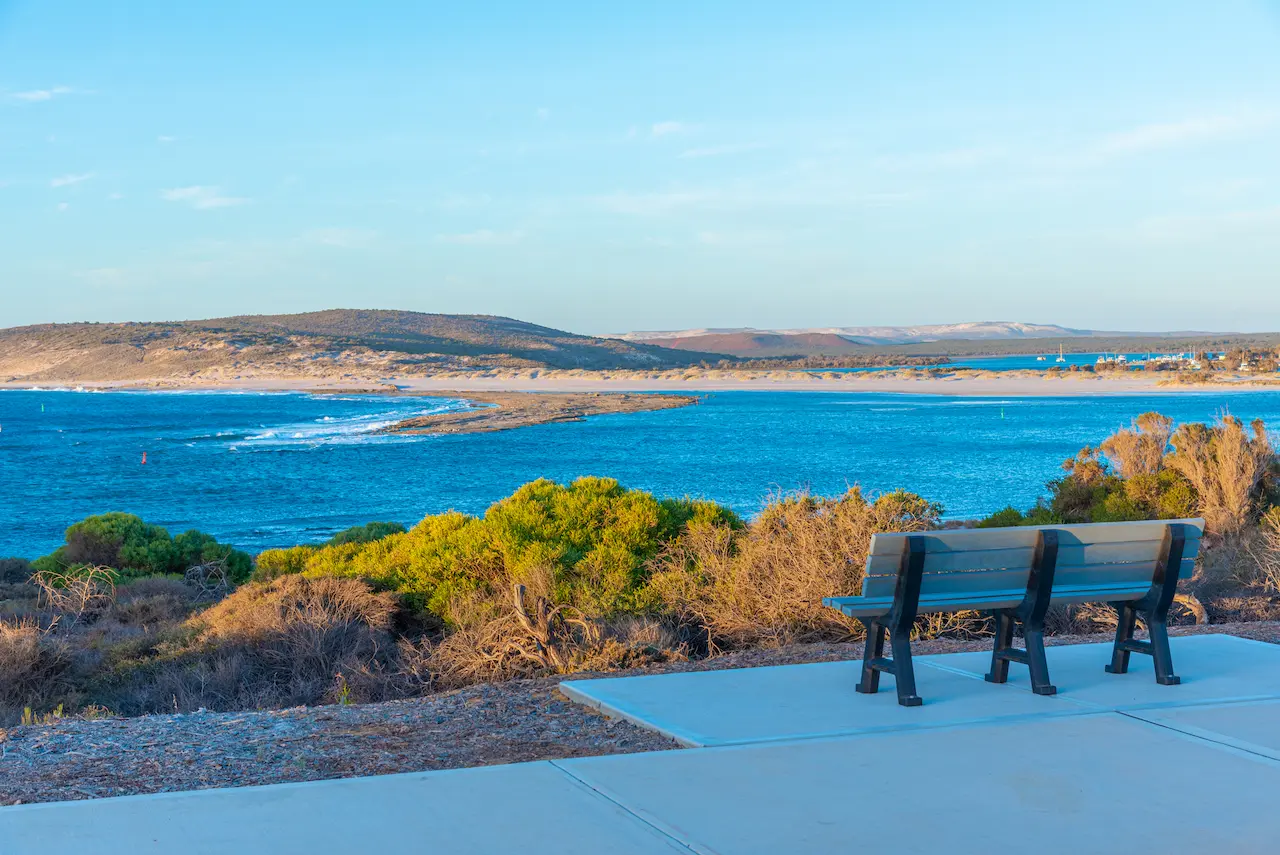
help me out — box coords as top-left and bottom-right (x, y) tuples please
(107, 576), (413, 714)
(1100, 412), (1174, 479)
(652, 488), (941, 650)
(0, 618), (72, 725)
(32, 564), (116, 626)
(1243, 508), (1280, 594)
(0, 557), (33, 584)
(1166, 415), (1275, 534)
(429, 570), (683, 688)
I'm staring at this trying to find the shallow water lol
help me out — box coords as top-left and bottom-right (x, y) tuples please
(2, 388), (1278, 558)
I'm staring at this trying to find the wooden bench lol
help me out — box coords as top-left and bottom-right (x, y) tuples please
(823, 518), (1205, 706)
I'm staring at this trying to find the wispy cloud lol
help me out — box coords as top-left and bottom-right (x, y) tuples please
(1128, 205), (1280, 243)
(678, 142), (767, 159)
(301, 228), (377, 248)
(874, 146), (1007, 171)
(157, 135), (178, 144)
(1091, 112), (1275, 158)
(650, 121), (685, 138)
(595, 186), (913, 217)
(8, 86), (74, 103)
(161, 185), (249, 209)
(434, 229), (523, 245)
(56, 202), (69, 212)
(50, 172), (93, 188)
(535, 107), (550, 121)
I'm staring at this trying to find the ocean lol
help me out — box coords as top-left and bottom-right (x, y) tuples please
(3, 388), (1279, 559)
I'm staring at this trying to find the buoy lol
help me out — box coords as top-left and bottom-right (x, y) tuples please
(141, 451), (148, 465)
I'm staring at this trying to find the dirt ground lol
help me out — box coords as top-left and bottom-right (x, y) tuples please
(2, 620), (1276, 807)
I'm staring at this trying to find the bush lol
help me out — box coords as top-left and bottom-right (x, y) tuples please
(977, 507), (1026, 528)
(326, 521), (407, 547)
(0, 619), (72, 725)
(105, 575), (411, 714)
(0, 557), (33, 584)
(33, 513), (252, 582)
(275, 477), (741, 625)
(652, 488), (941, 650)
(252, 545), (316, 582)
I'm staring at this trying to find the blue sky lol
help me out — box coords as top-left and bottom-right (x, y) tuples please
(3, 1), (1280, 334)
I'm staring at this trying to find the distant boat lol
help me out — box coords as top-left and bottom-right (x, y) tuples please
(1055, 345), (1066, 363)
(1036, 355), (1047, 362)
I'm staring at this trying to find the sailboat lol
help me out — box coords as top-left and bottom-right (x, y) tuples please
(1055, 344), (1066, 363)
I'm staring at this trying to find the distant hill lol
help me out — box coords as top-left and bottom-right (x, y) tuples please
(616, 322), (1225, 358)
(0, 310), (722, 383)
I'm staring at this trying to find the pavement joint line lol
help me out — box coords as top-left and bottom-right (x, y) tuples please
(1116, 710), (1280, 767)
(548, 759), (712, 855)
(663, 706), (1105, 749)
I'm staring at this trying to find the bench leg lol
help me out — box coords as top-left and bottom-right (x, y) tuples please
(985, 611), (1057, 695)
(855, 619), (922, 706)
(856, 619), (886, 695)
(1147, 617), (1180, 686)
(985, 612), (1015, 684)
(1105, 603), (1139, 675)
(889, 627), (922, 707)
(1105, 604), (1180, 685)
(1024, 627), (1056, 696)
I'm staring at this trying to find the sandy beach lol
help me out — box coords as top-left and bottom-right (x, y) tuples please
(4, 368), (1277, 397)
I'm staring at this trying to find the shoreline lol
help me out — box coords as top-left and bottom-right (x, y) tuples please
(3, 368), (1279, 398)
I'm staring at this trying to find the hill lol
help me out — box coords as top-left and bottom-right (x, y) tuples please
(0, 310), (721, 384)
(615, 322), (1266, 358)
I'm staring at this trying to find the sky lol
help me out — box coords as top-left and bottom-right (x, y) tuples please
(2, 0), (1280, 335)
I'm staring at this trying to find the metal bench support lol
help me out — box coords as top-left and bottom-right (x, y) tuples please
(1105, 523), (1187, 685)
(857, 535), (926, 706)
(985, 529), (1060, 695)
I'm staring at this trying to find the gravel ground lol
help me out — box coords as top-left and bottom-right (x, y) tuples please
(2, 621), (1276, 806)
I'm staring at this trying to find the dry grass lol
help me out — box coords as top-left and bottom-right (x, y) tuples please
(32, 564), (116, 627)
(0, 619), (72, 724)
(1100, 412), (1173, 479)
(651, 489), (940, 650)
(1166, 415), (1275, 534)
(429, 566), (685, 689)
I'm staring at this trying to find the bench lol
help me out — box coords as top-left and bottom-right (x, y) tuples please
(822, 518), (1204, 706)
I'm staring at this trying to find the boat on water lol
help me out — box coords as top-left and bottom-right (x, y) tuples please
(1055, 345), (1066, 363)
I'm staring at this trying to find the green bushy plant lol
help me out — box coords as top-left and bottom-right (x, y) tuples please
(326, 521), (407, 547)
(266, 477), (741, 625)
(33, 513), (252, 582)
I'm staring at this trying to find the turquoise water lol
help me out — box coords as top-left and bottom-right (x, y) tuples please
(2, 389), (1279, 558)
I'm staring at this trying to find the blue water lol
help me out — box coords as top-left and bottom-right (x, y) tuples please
(3, 389), (1279, 559)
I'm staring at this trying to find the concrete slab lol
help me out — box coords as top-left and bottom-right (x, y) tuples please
(560, 658), (1089, 747)
(921, 634), (1280, 710)
(557, 713), (1280, 855)
(1128, 699), (1280, 761)
(0, 761), (688, 855)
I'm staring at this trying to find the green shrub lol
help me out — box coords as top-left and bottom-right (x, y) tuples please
(34, 513), (252, 581)
(326, 521), (407, 547)
(976, 507), (1025, 528)
(280, 477), (741, 624)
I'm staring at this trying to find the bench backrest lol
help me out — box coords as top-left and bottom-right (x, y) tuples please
(862, 519), (1204, 607)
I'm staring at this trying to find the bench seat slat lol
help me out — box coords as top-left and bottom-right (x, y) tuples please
(826, 580), (1152, 618)
(869, 518), (1203, 558)
(860, 557), (1196, 600)
(864, 538), (1200, 578)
